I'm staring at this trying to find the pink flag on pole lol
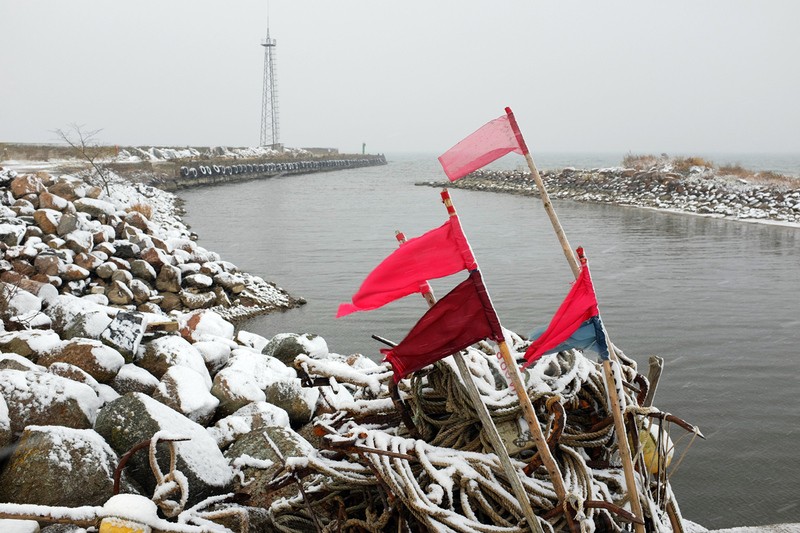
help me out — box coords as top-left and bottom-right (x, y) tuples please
(438, 112), (524, 181)
(336, 217), (476, 318)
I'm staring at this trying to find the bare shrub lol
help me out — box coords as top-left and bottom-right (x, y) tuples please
(673, 156), (714, 172)
(127, 202), (154, 219)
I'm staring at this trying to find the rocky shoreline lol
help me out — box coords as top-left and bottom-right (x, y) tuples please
(418, 163), (800, 226)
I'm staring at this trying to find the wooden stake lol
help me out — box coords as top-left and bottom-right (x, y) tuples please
(438, 190), (576, 528)
(395, 230), (545, 533)
(505, 108), (646, 530)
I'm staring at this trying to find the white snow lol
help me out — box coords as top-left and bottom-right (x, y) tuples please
(115, 362), (159, 389)
(156, 366), (219, 423)
(0, 369), (102, 426)
(0, 519), (40, 533)
(136, 393), (234, 487)
(207, 401), (290, 448)
(192, 340), (231, 375)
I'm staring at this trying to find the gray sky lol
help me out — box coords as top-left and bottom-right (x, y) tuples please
(1, 1), (798, 155)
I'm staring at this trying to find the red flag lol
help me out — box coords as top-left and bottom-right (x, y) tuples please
(337, 217), (476, 318)
(438, 112), (524, 181)
(523, 264), (605, 366)
(382, 271), (504, 382)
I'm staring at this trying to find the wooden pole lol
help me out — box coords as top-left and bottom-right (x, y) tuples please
(505, 107), (580, 279)
(395, 230), (546, 533)
(505, 108), (645, 529)
(439, 190), (574, 520)
(576, 248), (646, 532)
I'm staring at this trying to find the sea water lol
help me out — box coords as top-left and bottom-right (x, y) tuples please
(179, 153), (800, 529)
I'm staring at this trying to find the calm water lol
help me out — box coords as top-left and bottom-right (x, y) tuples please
(180, 153), (800, 529)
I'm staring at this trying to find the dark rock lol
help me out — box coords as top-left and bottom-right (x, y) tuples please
(0, 425), (127, 506)
(94, 392), (233, 504)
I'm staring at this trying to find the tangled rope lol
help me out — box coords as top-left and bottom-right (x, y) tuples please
(269, 344), (698, 532)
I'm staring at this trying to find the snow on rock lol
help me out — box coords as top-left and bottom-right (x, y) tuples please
(234, 330), (268, 353)
(177, 309), (235, 343)
(0, 353), (45, 372)
(38, 338), (125, 383)
(263, 378), (319, 426)
(0, 369), (101, 435)
(109, 362), (159, 396)
(224, 425), (315, 508)
(95, 392), (233, 504)
(1, 283), (42, 316)
(136, 334), (211, 388)
(0, 425), (128, 507)
(262, 332), (329, 365)
(192, 340), (232, 375)
(0, 394), (11, 448)
(45, 294), (113, 341)
(207, 401), (290, 449)
(153, 365), (219, 425)
(210, 349), (296, 417)
(0, 329), (61, 361)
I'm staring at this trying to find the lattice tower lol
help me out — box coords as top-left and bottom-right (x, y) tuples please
(259, 26), (279, 147)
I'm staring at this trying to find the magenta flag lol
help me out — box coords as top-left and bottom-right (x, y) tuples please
(523, 263), (606, 367)
(337, 217), (476, 317)
(438, 113), (524, 181)
(382, 271), (504, 381)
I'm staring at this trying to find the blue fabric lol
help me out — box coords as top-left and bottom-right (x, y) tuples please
(529, 316), (609, 360)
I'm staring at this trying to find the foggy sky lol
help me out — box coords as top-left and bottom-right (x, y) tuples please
(1, 1), (798, 155)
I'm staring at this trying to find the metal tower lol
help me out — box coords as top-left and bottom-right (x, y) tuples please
(259, 25), (279, 148)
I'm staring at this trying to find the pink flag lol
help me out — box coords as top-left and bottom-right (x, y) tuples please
(522, 258), (607, 367)
(337, 217), (476, 317)
(438, 111), (524, 181)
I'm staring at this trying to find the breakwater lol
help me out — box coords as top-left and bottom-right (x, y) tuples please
(420, 166), (800, 225)
(153, 155), (387, 191)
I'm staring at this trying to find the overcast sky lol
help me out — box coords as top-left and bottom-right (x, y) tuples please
(1, 1), (798, 155)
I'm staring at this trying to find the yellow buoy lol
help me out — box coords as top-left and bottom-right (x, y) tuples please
(99, 517), (152, 533)
(636, 422), (674, 475)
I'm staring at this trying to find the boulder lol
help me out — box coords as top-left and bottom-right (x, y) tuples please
(156, 263), (182, 293)
(74, 197), (117, 219)
(0, 222), (26, 246)
(0, 353), (44, 372)
(95, 261), (118, 279)
(39, 190), (70, 211)
(37, 338), (125, 383)
(153, 366), (219, 425)
(95, 393), (234, 504)
(73, 251), (103, 271)
(213, 271), (245, 294)
(63, 230), (94, 254)
(263, 333), (329, 365)
(208, 401), (290, 449)
(192, 339), (231, 375)
(223, 426), (314, 507)
(0, 426), (127, 506)
(263, 378), (318, 427)
(106, 279), (134, 305)
(0, 329), (61, 361)
(179, 290), (215, 310)
(129, 279), (151, 305)
(184, 273), (213, 289)
(178, 310), (235, 343)
(33, 208), (61, 235)
(61, 263), (91, 282)
(137, 334), (211, 387)
(109, 363), (159, 395)
(9, 174), (44, 198)
(130, 259), (157, 282)
(100, 311), (146, 362)
(45, 294), (113, 340)
(235, 330), (269, 353)
(56, 213), (79, 236)
(210, 349), (295, 417)
(0, 369), (101, 434)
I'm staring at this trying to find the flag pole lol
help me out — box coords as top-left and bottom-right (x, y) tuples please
(505, 107), (581, 279)
(394, 231), (548, 533)
(440, 190), (574, 523)
(504, 108), (645, 527)
(577, 248), (646, 532)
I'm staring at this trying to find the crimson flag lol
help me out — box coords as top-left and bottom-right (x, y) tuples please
(337, 217), (476, 317)
(438, 111), (524, 181)
(381, 270), (504, 382)
(523, 263), (609, 366)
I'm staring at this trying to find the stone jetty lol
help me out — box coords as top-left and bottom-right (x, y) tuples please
(420, 162), (800, 225)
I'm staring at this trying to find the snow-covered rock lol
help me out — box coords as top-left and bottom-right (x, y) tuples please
(153, 365), (219, 425)
(95, 392), (233, 504)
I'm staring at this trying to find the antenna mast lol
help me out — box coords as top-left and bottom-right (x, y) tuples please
(259, 19), (279, 148)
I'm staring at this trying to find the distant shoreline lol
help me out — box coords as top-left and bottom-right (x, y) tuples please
(417, 163), (800, 228)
